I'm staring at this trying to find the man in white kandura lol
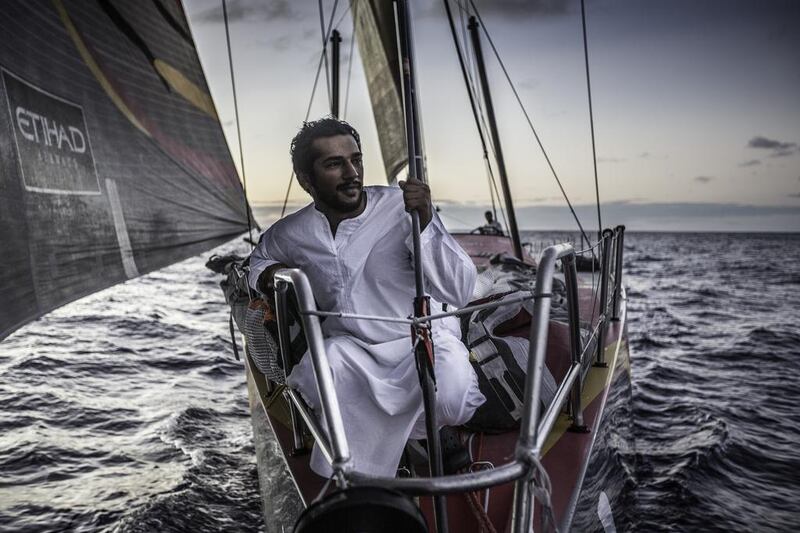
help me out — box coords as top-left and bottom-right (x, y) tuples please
(248, 118), (485, 478)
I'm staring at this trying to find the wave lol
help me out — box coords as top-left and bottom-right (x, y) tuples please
(2, 232), (798, 532)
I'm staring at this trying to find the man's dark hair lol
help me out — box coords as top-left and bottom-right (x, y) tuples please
(290, 117), (361, 177)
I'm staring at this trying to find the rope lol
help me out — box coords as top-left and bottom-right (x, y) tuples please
(442, 0), (501, 226)
(574, 239), (603, 255)
(342, 0), (358, 119)
(529, 455), (559, 533)
(459, 3), (510, 235)
(280, 0), (341, 218)
(437, 208), (475, 229)
(466, 0), (593, 251)
(221, 0), (254, 247)
(578, 314), (604, 363)
(332, 0), (354, 30)
(581, 0), (602, 241)
(463, 490), (498, 533)
(463, 431), (497, 533)
(318, 0), (333, 110)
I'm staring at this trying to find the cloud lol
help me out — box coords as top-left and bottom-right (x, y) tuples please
(693, 176), (714, 183)
(193, 0), (300, 24)
(525, 196), (565, 203)
(638, 152), (667, 160)
(270, 34), (294, 51)
(611, 197), (650, 204)
(747, 136), (798, 157)
(747, 136), (794, 150)
(738, 159), (761, 167)
(472, 0), (571, 16)
(518, 79), (540, 91)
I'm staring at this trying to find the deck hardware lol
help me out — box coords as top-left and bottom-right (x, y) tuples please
(274, 270), (354, 482)
(611, 225), (625, 321)
(595, 228), (614, 367)
(272, 242), (605, 531)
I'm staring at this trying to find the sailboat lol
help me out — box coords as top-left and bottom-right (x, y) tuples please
(0, 0), (632, 531)
(211, 1), (634, 532)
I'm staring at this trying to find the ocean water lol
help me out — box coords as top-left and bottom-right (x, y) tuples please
(1, 231), (798, 532)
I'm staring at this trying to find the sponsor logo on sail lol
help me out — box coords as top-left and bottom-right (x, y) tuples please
(2, 69), (100, 195)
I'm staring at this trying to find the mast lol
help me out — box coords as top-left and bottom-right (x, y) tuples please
(468, 16), (524, 260)
(395, 0), (427, 295)
(330, 29), (341, 117)
(395, 1), (448, 532)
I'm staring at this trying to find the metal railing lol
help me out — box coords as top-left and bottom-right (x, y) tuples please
(273, 270), (353, 485)
(269, 227), (626, 532)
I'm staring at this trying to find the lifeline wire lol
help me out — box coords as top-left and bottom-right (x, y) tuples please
(301, 291), (549, 327)
(221, 0), (254, 248)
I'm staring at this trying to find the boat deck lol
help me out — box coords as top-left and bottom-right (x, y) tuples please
(245, 234), (632, 532)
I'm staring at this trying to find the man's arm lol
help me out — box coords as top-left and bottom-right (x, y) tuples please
(248, 226), (289, 300)
(255, 262), (287, 300)
(400, 179), (477, 307)
(398, 177), (432, 230)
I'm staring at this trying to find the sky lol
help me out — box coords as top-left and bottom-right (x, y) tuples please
(184, 0), (800, 232)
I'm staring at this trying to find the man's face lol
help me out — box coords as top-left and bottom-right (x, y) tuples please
(303, 134), (364, 214)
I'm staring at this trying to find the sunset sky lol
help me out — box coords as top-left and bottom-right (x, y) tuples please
(185, 0), (800, 231)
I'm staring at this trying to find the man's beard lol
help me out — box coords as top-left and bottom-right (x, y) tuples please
(317, 182), (364, 213)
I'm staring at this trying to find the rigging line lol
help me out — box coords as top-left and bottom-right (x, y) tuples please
(280, 41), (327, 217)
(485, 159), (498, 223)
(456, 3), (490, 197)
(341, 0), (357, 119)
(437, 207), (474, 229)
(280, 0), (341, 218)
(457, 0), (504, 226)
(455, 0), (509, 233)
(581, 0), (602, 239)
(472, 62), (511, 233)
(330, 0), (355, 117)
(442, 0), (500, 226)
(452, 0), (506, 231)
(221, 0), (254, 248)
(332, 0), (353, 30)
(318, 0), (332, 111)
(476, 112), (510, 234)
(574, 239), (603, 255)
(467, 0), (593, 251)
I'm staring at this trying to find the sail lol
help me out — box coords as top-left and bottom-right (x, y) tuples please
(352, 0), (408, 183)
(0, 0), (250, 341)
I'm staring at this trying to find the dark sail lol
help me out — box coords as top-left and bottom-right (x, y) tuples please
(352, 0), (408, 182)
(0, 0), (250, 341)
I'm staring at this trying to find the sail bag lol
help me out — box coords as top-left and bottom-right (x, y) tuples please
(461, 259), (595, 432)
